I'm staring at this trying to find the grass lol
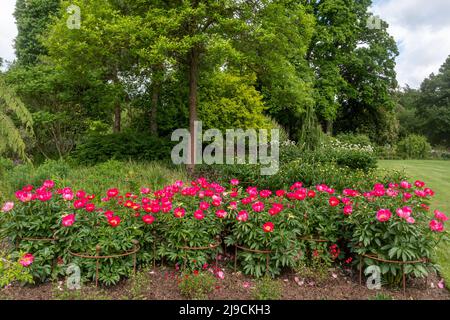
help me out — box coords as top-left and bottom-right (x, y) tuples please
(0, 160), (187, 202)
(378, 160), (450, 288)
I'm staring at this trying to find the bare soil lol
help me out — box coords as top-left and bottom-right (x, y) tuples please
(1, 266), (449, 300)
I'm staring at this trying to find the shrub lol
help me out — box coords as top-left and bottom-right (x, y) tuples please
(396, 134), (431, 159)
(71, 132), (174, 165)
(320, 138), (377, 172)
(375, 145), (399, 160)
(178, 271), (216, 300)
(334, 149), (378, 171)
(430, 147), (450, 160)
(56, 194), (153, 286)
(335, 133), (373, 148)
(156, 180), (224, 269)
(224, 184), (305, 277)
(346, 181), (448, 285)
(0, 183), (67, 282)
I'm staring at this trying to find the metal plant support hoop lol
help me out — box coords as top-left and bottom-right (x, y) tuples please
(68, 240), (140, 287)
(233, 237), (328, 275)
(358, 253), (429, 295)
(234, 245), (273, 274)
(16, 236), (58, 249)
(178, 238), (222, 270)
(299, 236), (328, 243)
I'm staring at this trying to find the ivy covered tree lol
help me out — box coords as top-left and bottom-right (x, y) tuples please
(14, 0), (61, 66)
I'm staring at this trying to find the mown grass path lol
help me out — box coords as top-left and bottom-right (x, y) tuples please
(379, 160), (450, 288)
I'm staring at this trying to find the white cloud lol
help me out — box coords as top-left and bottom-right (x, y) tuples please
(371, 0), (450, 88)
(0, 0), (18, 66)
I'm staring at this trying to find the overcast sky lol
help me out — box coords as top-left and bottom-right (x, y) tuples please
(1, 0), (450, 88)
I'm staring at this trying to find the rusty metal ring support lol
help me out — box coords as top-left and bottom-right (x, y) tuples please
(358, 253), (429, 296)
(68, 245), (141, 260)
(19, 237), (58, 242)
(234, 245), (273, 276)
(299, 237), (328, 243)
(68, 242), (140, 287)
(178, 239), (222, 270)
(235, 245), (273, 254)
(359, 253), (428, 265)
(178, 239), (222, 251)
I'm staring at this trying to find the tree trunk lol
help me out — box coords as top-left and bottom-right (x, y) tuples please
(150, 84), (159, 136)
(326, 120), (333, 135)
(187, 46), (199, 173)
(114, 103), (121, 133)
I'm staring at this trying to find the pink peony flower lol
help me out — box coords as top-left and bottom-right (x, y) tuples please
(406, 217), (415, 224)
(400, 181), (412, 189)
(194, 210), (205, 220)
(275, 190), (286, 197)
(434, 210), (448, 222)
(259, 190), (272, 198)
(140, 187), (151, 195)
(343, 189), (359, 197)
(376, 209), (392, 222)
(246, 187), (258, 197)
(403, 192), (412, 201)
(1, 202), (14, 212)
(430, 220), (444, 232)
(174, 207), (185, 218)
(343, 205), (353, 216)
(63, 192), (74, 201)
(62, 214), (76, 227)
(414, 180), (425, 188)
(263, 222), (274, 233)
(142, 214), (155, 225)
(199, 201), (210, 210)
(230, 179), (239, 186)
(396, 206), (412, 219)
(104, 210), (114, 219)
(215, 209), (227, 218)
(43, 180), (55, 189)
(216, 270), (225, 280)
(237, 210), (249, 222)
(19, 253), (34, 267)
(329, 197), (340, 207)
(229, 201), (238, 210)
(252, 201), (265, 213)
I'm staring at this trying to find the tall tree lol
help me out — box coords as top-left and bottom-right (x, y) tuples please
(14, 0), (61, 66)
(305, 0), (399, 143)
(45, 0), (141, 133)
(416, 55), (450, 147)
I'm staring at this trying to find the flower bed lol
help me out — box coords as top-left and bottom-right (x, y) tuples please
(0, 177), (448, 286)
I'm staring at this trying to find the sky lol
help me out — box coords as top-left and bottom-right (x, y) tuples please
(0, 0), (450, 88)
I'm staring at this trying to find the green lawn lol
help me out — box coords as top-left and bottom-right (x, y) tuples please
(379, 160), (450, 287)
